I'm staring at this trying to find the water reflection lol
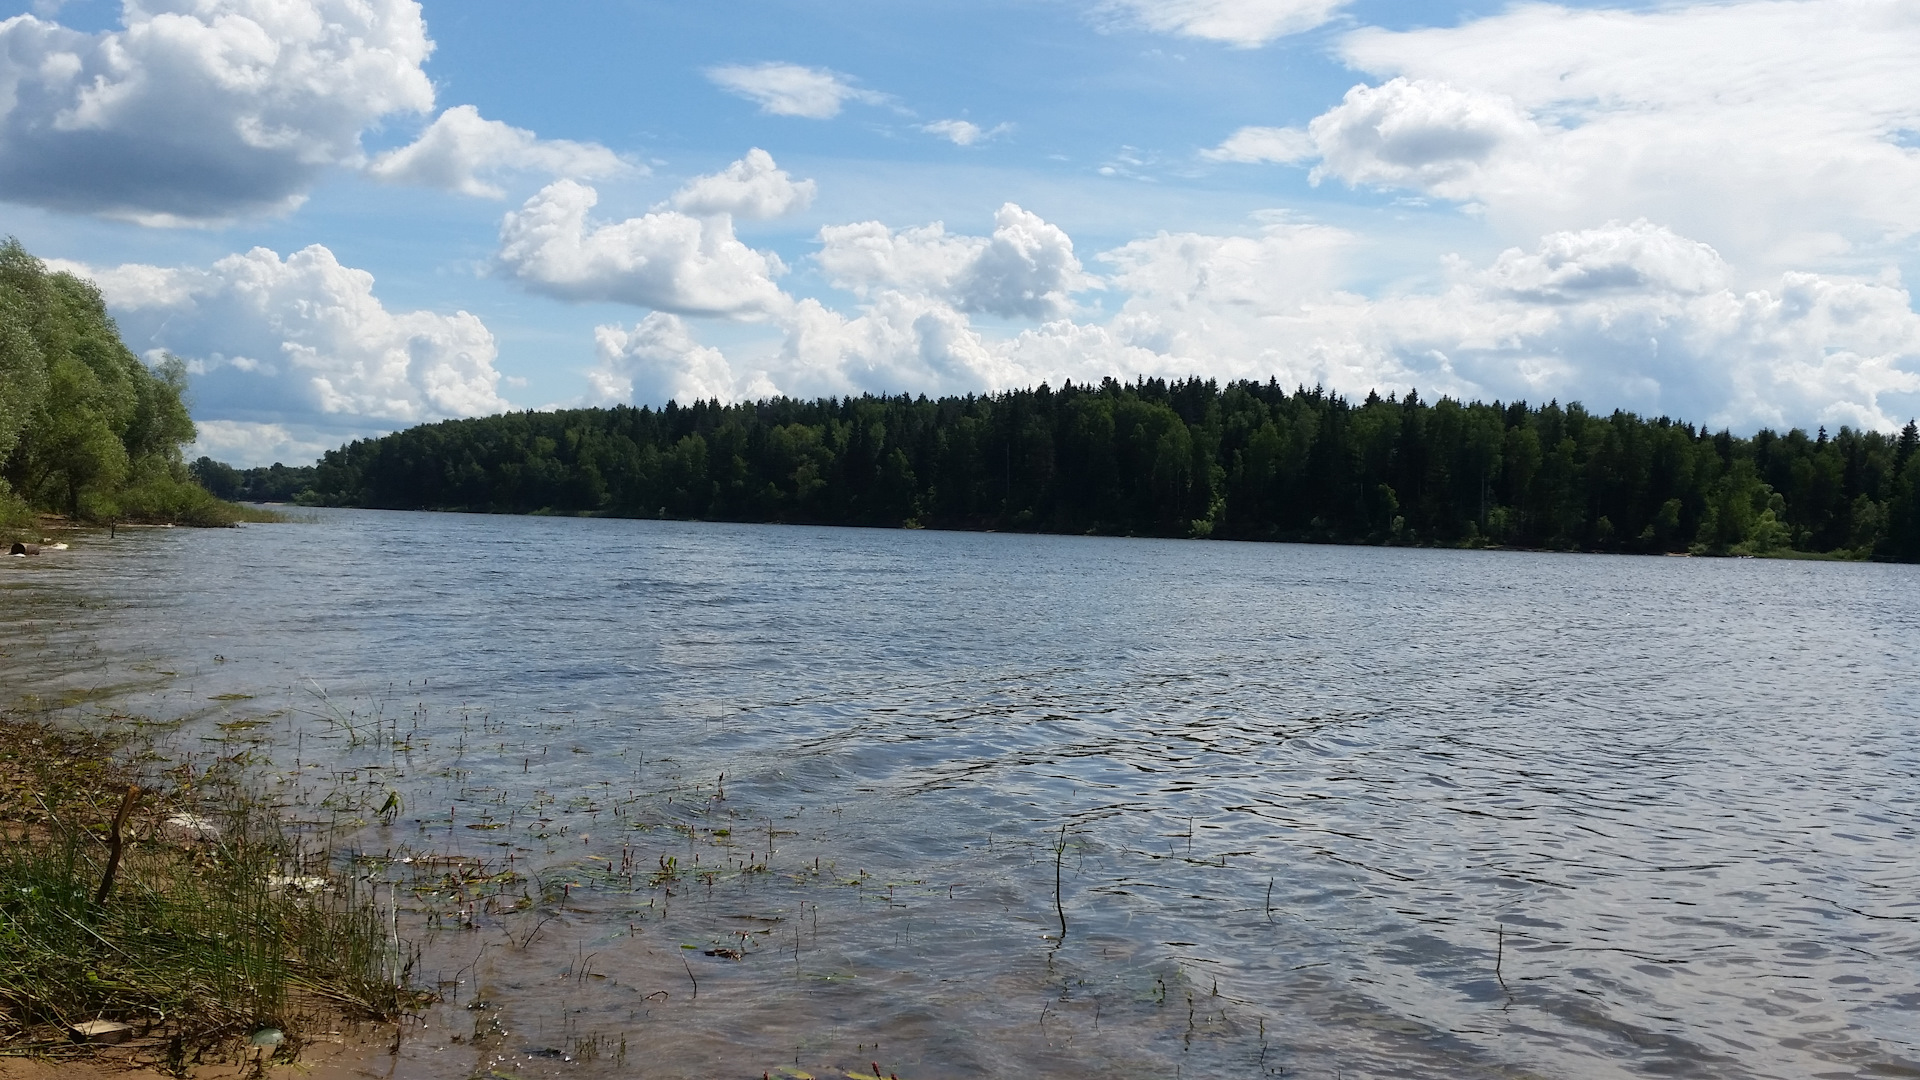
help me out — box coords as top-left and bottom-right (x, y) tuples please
(3, 511), (1918, 1078)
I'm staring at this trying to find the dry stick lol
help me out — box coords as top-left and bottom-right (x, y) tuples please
(1053, 825), (1069, 945)
(1495, 924), (1508, 990)
(94, 784), (141, 905)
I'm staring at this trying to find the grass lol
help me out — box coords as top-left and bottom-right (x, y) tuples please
(0, 714), (420, 1070)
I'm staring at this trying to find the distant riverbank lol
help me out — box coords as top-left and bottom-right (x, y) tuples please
(197, 382), (1920, 562)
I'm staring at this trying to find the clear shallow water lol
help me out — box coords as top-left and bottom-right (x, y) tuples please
(3, 510), (1918, 1079)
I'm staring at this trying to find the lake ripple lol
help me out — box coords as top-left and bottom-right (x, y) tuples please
(4, 510), (1917, 1079)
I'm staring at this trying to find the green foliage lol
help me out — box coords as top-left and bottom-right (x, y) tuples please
(298, 377), (1919, 562)
(0, 238), (236, 534)
(190, 458), (317, 504)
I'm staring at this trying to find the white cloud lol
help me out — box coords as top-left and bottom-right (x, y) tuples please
(817, 203), (1088, 319)
(589, 313), (761, 406)
(1481, 219), (1727, 301)
(56, 245), (508, 462)
(1081, 219), (1920, 432)
(775, 294), (1027, 400)
(0, 0), (435, 223)
(1202, 125), (1315, 164)
(705, 62), (882, 119)
(921, 120), (1010, 147)
(612, 213), (1917, 436)
(496, 179), (791, 318)
(1309, 1), (1920, 271)
(185, 420), (344, 469)
(670, 148), (815, 220)
(1305, 78), (1539, 197)
(966, 204), (1092, 319)
(1100, 0), (1350, 47)
(817, 221), (987, 299)
(367, 105), (628, 198)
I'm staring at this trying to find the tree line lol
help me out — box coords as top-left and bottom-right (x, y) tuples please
(1, 240), (237, 537)
(246, 380), (1920, 560)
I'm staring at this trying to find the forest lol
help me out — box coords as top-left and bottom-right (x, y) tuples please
(0, 240), (238, 537)
(277, 381), (1920, 560)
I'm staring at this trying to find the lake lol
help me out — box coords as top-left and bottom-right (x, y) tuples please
(4, 510), (1918, 1079)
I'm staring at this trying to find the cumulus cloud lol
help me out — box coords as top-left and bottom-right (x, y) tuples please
(367, 106), (628, 198)
(1100, 0), (1350, 46)
(706, 62), (882, 119)
(55, 245), (508, 464)
(602, 212), (1917, 436)
(817, 203), (1087, 319)
(185, 421), (344, 469)
(1083, 218), (1920, 432)
(1202, 126), (1315, 164)
(669, 149), (815, 219)
(588, 314), (764, 405)
(0, 0), (435, 223)
(1305, 1), (1920, 270)
(1481, 219), (1727, 301)
(775, 294), (1026, 400)
(496, 179), (791, 317)
(1305, 78), (1539, 197)
(921, 120), (1009, 147)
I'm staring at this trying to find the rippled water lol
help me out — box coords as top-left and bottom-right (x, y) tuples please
(4, 510), (1919, 1079)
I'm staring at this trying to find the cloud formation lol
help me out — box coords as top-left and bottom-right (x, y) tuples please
(921, 120), (1009, 147)
(1306, 1), (1920, 270)
(817, 203), (1087, 319)
(706, 63), (881, 119)
(0, 0), (435, 223)
(1100, 0), (1350, 47)
(55, 245), (507, 463)
(1079, 218), (1920, 433)
(588, 314), (763, 406)
(1304, 78), (1538, 197)
(1202, 126), (1314, 164)
(367, 106), (628, 198)
(496, 180), (791, 317)
(669, 149), (816, 219)
(595, 211), (1919, 436)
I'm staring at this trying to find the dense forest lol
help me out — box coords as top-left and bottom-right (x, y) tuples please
(277, 382), (1920, 560)
(0, 240), (238, 538)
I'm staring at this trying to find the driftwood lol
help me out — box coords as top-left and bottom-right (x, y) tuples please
(95, 784), (142, 905)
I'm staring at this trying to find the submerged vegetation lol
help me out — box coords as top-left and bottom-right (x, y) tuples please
(0, 713), (418, 1069)
(288, 383), (1920, 560)
(0, 239), (244, 540)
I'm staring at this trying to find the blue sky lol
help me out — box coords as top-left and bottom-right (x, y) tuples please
(3, 0), (1917, 464)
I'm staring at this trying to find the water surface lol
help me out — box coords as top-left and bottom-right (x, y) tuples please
(4, 511), (1917, 1079)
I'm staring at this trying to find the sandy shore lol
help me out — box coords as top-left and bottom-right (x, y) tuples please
(0, 1035), (394, 1080)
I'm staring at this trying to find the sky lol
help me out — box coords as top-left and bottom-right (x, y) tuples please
(3, 0), (1918, 466)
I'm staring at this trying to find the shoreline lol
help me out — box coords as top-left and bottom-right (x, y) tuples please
(0, 712), (414, 1079)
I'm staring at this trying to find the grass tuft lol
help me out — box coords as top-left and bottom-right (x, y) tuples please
(0, 715), (420, 1067)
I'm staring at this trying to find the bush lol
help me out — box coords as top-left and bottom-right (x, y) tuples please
(0, 238), (254, 529)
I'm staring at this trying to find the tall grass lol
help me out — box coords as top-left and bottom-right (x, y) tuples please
(0, 719), (417, 1064)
